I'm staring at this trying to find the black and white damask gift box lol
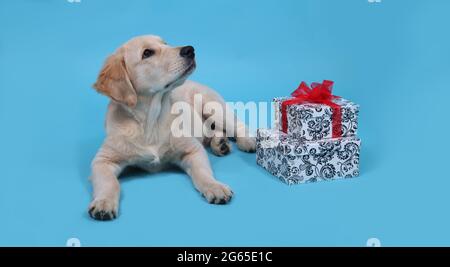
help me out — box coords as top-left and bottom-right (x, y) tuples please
(273, 80), (359, 141)
(256, 129), (361, 185)
(273, 97), (359, 141)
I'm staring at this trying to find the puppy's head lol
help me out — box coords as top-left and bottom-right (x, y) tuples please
(93, 35), (196, 107)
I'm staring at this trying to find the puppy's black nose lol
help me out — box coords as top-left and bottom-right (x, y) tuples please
(180, 46), (195, 59)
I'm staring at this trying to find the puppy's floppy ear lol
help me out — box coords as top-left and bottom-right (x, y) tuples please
(93, 52), (137, 108)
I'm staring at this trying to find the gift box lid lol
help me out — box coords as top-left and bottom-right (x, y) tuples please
(257, 128), (361, 156)
(273, 96), (359, 112)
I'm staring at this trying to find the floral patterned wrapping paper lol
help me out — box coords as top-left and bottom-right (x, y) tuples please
(256, 129), (361, 185)
(273, 97), (359, 141)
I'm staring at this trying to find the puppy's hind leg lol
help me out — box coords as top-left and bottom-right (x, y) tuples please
(202, 91), (256, 153)
(232, 116), (256, 153)
(209, 130), (232, 157)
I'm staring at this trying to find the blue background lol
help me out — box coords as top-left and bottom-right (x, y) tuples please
(1, 0), (449, 246)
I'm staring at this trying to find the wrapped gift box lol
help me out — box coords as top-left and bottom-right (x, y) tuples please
(273, 80), (359, 141)
(256, 128), (361, 185)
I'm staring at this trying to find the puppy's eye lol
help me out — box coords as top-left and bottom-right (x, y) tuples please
(142, 49), (155, 59)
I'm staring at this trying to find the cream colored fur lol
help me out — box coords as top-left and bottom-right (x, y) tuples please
(89, 35), (255, 220)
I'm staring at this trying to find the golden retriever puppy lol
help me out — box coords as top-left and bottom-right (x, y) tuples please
(89, 35), (256, 220)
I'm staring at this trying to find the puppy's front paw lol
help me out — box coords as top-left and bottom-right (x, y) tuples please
(88, 198), (118, 221)
(200, 182), (233, 204)
(236, 137), (256, 153)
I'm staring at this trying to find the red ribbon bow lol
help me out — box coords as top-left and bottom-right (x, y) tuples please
(281, 80), (343, 138)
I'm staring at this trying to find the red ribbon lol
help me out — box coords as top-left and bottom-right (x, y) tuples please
(281, 80), (342, 138)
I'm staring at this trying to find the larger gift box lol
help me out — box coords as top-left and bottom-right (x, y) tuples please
(256, 128), (361, 185)
(273, 80), (359, 141)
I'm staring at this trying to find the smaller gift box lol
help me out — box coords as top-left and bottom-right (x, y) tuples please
(256, 128), (361, 185)
(273, 80), (359, 141)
